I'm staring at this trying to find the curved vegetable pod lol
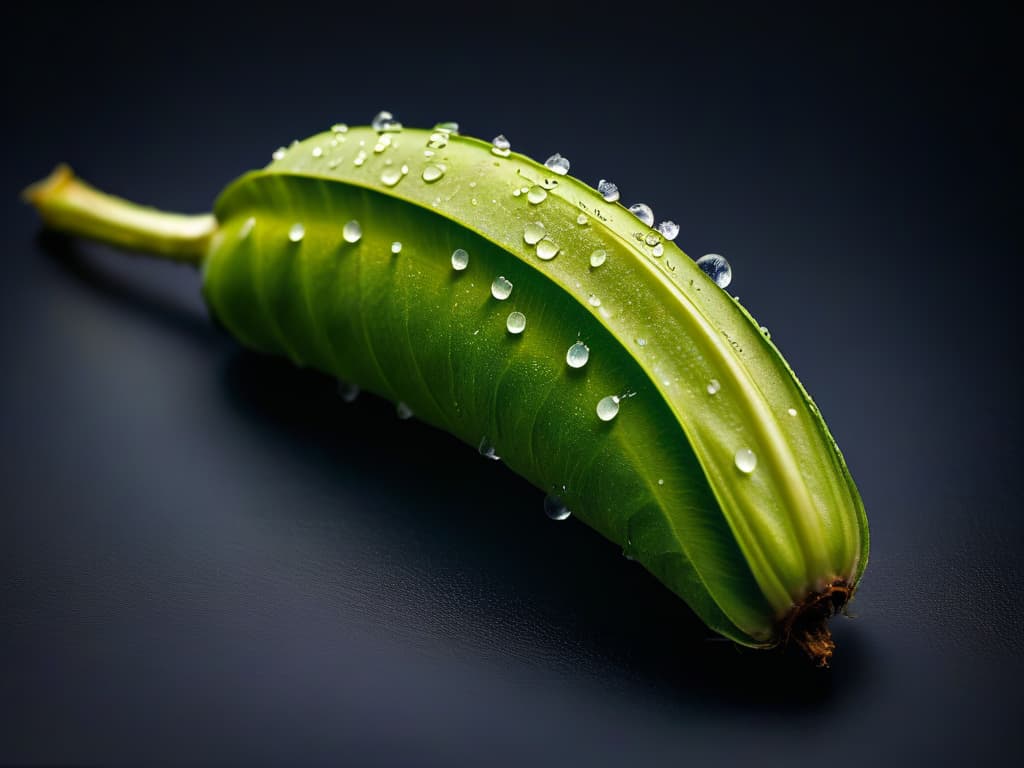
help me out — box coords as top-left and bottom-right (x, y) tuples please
(23, 121), (869, 664)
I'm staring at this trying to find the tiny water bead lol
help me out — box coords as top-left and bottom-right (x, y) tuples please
(590, 249), (607, 268)
(272, 147), (287, 161)
(506, 311), (526, 335)
(635, 337), (647, 347)
(652, 243), (664, 257)
(380, 166), (403, 186)
(566, 341), (590, 369)
(451, 248), (470, 271)
(656, 220), (679, 241)
(644, 232), (661, 247)
(543, 494), (572, 521)
(707, 378), (721, 395)
(760, 326), (771, 339)
(544, 153), (570, 175)
(576, 214), (589, 226)
(422, 164), (445, 182)
(391, 241), (402, 254)
(434, 121), (459, 133)
(288, 223), (305, 243)
(597, 179), (620, 202)
(535, 239), (559, 261)
(331, 123), (349, 134)
(695, 253), (732, 288)
(343, 220), (362, 243)
(523, 222), (546, 245)
(478, 436), (501, 461)
(734, 448), (757, 474)
(527, 186), (548, 204)
(239, 216), (255, 239)
(337, 380), (360, 403)
(491, 134), (511, 157)
(312, 146), (324, 158)
(596, 395), (620, 422)
(396, 401), (414, 420)
(629, 203), (654, 227)
(787, 407), (798, 417)
(353, 150), (367, 166)
(372, 110), (403, 132)
(491, 275), (513, 300)
(587, 294), (601, 307)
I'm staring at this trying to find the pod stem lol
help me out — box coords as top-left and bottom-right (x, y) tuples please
(782, 581), (851, 667)
(21, 164), (216, 265)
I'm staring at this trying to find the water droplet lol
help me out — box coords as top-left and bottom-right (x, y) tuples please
(396, 401), (414, 420)
(372, 110), (402, 132)
(535, 239), (559, 261)
(331, 123), (349, 134)
(734, 448), (757, 473)
(288, 223), (305, 242)
(239, 216), (255, 239)
(312, 146), (324, 158)
(628, 203), (654, 226)
(478, 436), (501, 461)
(422, 164), (445, 182)
(636, 337), (647, 347)
(506, 311), (526, 335)
(656, 220), (679, 241)
(576, 213), (588, 225)
(512, 189), (522, 197)
(597, 179), (620, 202)
(380, 166), (403, 186)
(434, 121), (459, 133)
(523, 222), (546, 245)
(544, 153), (570, 175)
(491, 275), (513, 300)
(587, 294), (601, 307)
(427, 132), (448, 149)
(760, 326), (771, 339)
(373, 134), (393, 153)
(566, 341), (590, 368)
(652, 243), (664, 257)
(353, 150), (367, 166)
(451, 248), (470, 271)
(707, 379), (721, 395)
(590, 249), (607, 268)
(596, 395), (620, 422)
(328, 158), (341, 169)
(658, 478), (665, 486)
(644, 232), (661, 247)
(787, 407), (798, 417)
(272, 146), (287, 161)
(491, 134), (511, 156)
(527, 186), (548, 204)
(695, 253), (732, 288)
(543, 494), (571, 520)
(337, 380), (360, 403)
(343, 220), (362, 243)
(391, 241), (402, 254)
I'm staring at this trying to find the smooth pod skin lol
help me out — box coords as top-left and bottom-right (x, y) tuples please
(24, 123), (869, 661)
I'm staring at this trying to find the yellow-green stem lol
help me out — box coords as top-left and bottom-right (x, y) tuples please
(21, 164), (216, 264)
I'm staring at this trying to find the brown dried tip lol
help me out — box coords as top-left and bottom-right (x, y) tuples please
(781, 582), (852, 667)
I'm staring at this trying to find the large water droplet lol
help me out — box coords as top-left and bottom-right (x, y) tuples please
(596, 395), (620, 422)
(272, 146), (287, 161)
(391, 241), (402, 254)
(422, 164), (445, 182)
(590, 249), (607, 268)
(353, 150), (367, 166)
(544, 153), (570, 175)
(434, 121), (459, 133)
(535, 239), (559, 261)
(491, 275), (513, 300)
(527, 186), (548, 204)
(597, 179), (620, 202)
(491, 134), (511, 157)
(695, 253), (732, 288)
(566, 341), (590, 368)
(337, 380), (360, 403)
(451, 248), (470, 271)
(543, 494), (571, 520)
(707, 378), (721, 395)
(331, 123), (349, 134)
(343, 220), (362, 243)
(656, 220), (680, 240)
(396, 401), (414, 420)
(239, 216), (255, 239)
(373, 134), (393, 153)
(372, 110), (402, 132)
(506, 311), (526, 335)
(734, 448), (757, 473)
(288, 223), (305, 242)
(523, 222), (546, 245)
(380, 166), (403, 186)
(628, 203), (654, 226)
(478, 436), (501, 461)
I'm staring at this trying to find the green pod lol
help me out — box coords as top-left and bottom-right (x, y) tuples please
(24, 122), (868, 663)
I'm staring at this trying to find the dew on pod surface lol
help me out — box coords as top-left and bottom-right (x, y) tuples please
(312, 146), (324, 158)
(451, 248), (470, 271)
(353, 150), (367, 166)
(337, 380), (360, 403)
(597, 179), (620, 202)
(587, 294), (601, 307)
(288, 223), (305, 243)
(596, 395), (620, 422)
(695, 253), (732, 288)
(527, 186), (548, 204)
(491, 275), (513, 300)
(544, 153), (570, 175)
(380, 166), (403, 186)
(577, 213), (588, 225)
(645, 232), (661, 247)
(536, 239), (559, 261)
(543, 494), (571, 520)
(478, 436), (501, 461)
(491, 134), (511, 157)
(566, 341), (590, 369)
(628, 203), (654, 226)
(396, 401), (414, 420)
(343, 220), (362, 243)
(760, 326), (771, 339)
(590, 249), (607, 268)
(372, 110), (402, 132)
(787, 408), (798, 417)
(707, 378), (721, 395)
(635, 337), (647, 347)
(239, 216), (255, 239)
(331, 123), (349, 134)
(656, 220), (679, 240)
(506, 311), (526, 335)
(391, 241), (402, 254)
(434, 121), (459, 133)
(422, 164), (446, 182)
(734, 448), (757, 473)
(523, 222), (546, 245)
(652, 243), (664, 257)
(272, 146), (287, 161)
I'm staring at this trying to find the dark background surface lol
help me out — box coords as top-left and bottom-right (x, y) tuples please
(2, 2), (1021, 765)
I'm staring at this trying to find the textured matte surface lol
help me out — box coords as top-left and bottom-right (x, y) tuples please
(3, 3), (1021, 766)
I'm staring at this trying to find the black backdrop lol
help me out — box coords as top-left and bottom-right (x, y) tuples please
(2, 3), (1021, 766)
